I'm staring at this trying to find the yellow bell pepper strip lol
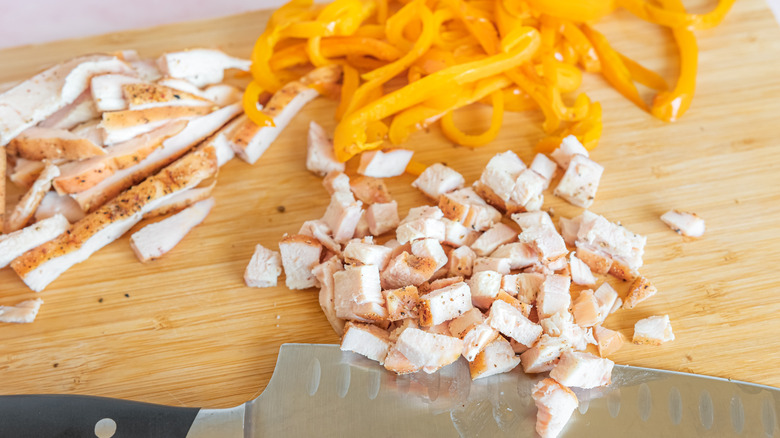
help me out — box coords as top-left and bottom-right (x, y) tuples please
(270, 37), (403, 71)
(385, 0), (421, 51)
(617, 0), (735, 30)
(242, 81), (276, 127)
(441, 90), (504, 147)
(494, 0), (522, 38)
(535, 101), (603, 152)
(505, 69), (560, 132)
(353, 24), (386, 39)
(496, 87), (537, 112)
(650, 0), (697, 122)
(525, 0), (616, 23)
(376, 0), (389, 24)
(405, 159), (428, 176)
(366, 120), (389, 142)
(557, 19), (600, 72)
(306, 37), (330, 67)
(558, 40), (579, 66)
(388, 105), (443, 144)
(443, 0), (501, 55)
(581, 24), (647, 111)
(336, 64), (360, 121)
(334, 28), (540, 161)
(619, 53), (669, 91)
(346, 54), (389, 71)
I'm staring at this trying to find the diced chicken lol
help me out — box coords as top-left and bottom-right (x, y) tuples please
(322, 191), (363, 244)
(469, 336), (520, 379)
(448, 307), (485, 338)
(537, 275), (572, 319)
(575, 211), (646, 279)
(425, 322), (451, 336)
(157, 49), (251, 87)
(9, 158), (45, 189)
(340, 321), (392, 364)
(0, 54), (133, 146)
(571, 289), (600, 328)
(550, 351), (614, 389)
(447, 245), (476, 277)
(558, 216), (580, 246)
(334, 264), (387, 322)
(471, 222), (518, 257)
(550, 135), (589, 169)
(511, 169), (545, 210)
(593, 282), (619, 324)
(380, 252), (438, 289)
(439, 188), (501, 231)
(7, 126), (104, 161)
(611, 298), (623, 314)
(441, 218), (479, 247)
(383, 286), (419, 321)
(593, 325), (624, 357)
(353, 214), (371, 243)
(494, 291), (532, 317)
(123, 83), (213, 110)
(279, 234), (323, 290)
(554, 154), (603, 208)
(0, 299), (44, 324)
(313, 257), (346, 335)
(467, 270), (502, 309)
(402, 205), (444, 223)
(411, 163), (465, 199)
(322, 173), (350, 197)
(473, 150), (526, 212)
(384, 346), (422, 375)
(539, 311), (591, 351)
(0, 214), (69, 268)
(530, 153), (557, 189)
(510, 211), (554, 232)
(130, 197), (214, 263)
(12, 144), (217, 292)
(575, 246), (613, 275)
(357, 149), (413, 178)
(71, 103), (241, 213)
(244, 244), (283, 288)
(418, 282), (473, 327)
(365, 201), (399, 236)
(100, 105), (213, 145)
(419, 276), (464, 295)
(510, 338), (529, 354)
(486, 300), (542, 347)
(306, 121), (344, 176)
(623, 275), (657, 310)
(660, 210), (706, 237)
(532, 378), (579, 438)
(520, 334), (571, 373)
(518, 226), (568, 263)
(349, 176), (392, 205)
(472, 257), (511, 275)
(39, 90), (99, 131)
(393, 327), (464, 374)
(395, 218), (445, 245)
(502, 272), (545, 304)
(569, 253), (596, 285)
(491, 242), (538, 270)
(344, 240), (392, 268)
(91, 74), (144, 112)
(411, 238), (448, 271)
(6, 163), (59, 232)
(298, 219), (341, 255)
(228, 65), (340, 164)
(633, 315), (675, 345)
(34, 191), (85, 223)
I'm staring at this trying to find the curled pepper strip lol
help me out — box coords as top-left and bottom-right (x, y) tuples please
(270, 37), (403, 71)
(525, 0), (617, 23)
(242, 81), (275, 127)
(536, 101), (603, 152)
(336, 64), (360, 121)
(619, 53), (669, 91)
(555, 18), (600, 72)
(618, 0), (735, 30)
(650, 0), (697, 121)
(441, 90), (505, 147)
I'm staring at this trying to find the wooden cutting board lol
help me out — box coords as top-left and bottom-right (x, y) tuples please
(2, 0), (780, 410)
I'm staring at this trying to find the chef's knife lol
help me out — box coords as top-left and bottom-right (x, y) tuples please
(1, 343), (777, 437)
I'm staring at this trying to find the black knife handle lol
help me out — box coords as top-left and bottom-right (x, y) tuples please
(0, 394), (200, 438)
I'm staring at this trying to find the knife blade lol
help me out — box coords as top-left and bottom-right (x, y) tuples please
(1, 343), (777, 437)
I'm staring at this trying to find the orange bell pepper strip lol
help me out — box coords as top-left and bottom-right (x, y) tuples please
(242, 81), (276, 127)
(525, 0), (616, 23)
(617, 0), (735, 30)
(557, 40), (579, 66)
(443, 0), (501, 55)
(650, 0), (697, 121)
(496, 87), (537, 112)
(505, 69), (560, 132)
(619, 53), (669, 91)
(336, 64), (360, 121)
(441, 90), (505, 147)
(556, 19), (600, 72)
(270, 37), (403, 71)
(306, 37), (330, 67)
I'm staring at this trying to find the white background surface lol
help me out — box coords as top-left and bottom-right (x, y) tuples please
(0, 0), (779, 50)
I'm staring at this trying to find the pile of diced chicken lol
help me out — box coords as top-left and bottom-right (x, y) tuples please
(0, 49), (343, 323)
(246, 135), (679, 438)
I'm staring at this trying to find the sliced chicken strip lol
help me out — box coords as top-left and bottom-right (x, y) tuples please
(157, 49), (251, 88)
(91, 74), (144, 112)
(0, 299), (44, 324)
(0, 214), (69, 268)
(6, 163), (60, 232)
(123, 83), (214, 110)
(306, 121), (344, 177)
(8, 127), (106, 161)
(9, 158), (45, 190)
(34, 192), (85, 223)
(100, 105), (214, 145)
(39, 91), (98, 130)
(143, 179), (215, 219)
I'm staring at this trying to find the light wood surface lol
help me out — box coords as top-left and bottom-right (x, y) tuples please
(1, 0), (780, 409)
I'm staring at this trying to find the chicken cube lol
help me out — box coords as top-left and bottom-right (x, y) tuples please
(322, 191), (363, 244)
(593, 282), (619, 324)
(383, 286), (419, 321)
(558, 216), (581, 246)
(441, 218), (480, 247)
(349, 176), (392, 205)
(550, 134), (589, 169)
(633, 315), (675, 345)
(244, 244), (283, 288)
(575, 246), (613, 275)
(365, 201), (399, 236)
(323, 171), (350, 195)
(467, 270), (503, 309)
(384, 346), (422, 375)
(510, 211), (555, 232)
(396, 218), (446, 244)
(358, 149), (414, 177)
(380, 252), (438, 289)
(623, 275), (657, 310)
(486, 300), (542, 347)
(532, 378), (579, 438)
(490, 242), (538, 270)
(474, 150), (527, 211)
(593, 325), (624, 357)
(279, 234), (323, 290)
(394, 328), (464, 374)
(510, 169), (546, 210)
(518, 226), (568, 263)
(418, 282), (473, 327)
(411, 163), (465, 199)
(448, 307), (486, 338)
(469, 336), (520, 380)
(418, 276), (463, 295)
(411, 238), (448, 271)
(306, 121), (344, 176)
(333, 264), (387, 322)
(494, 291), (532, 317)
(472, 257), (512, 275)
(569, 253), (596, 286)
(340, 321), (392, 364)
(520, 334), (571, 373)
(530, 153), (557, 189)
(439, 188), (501, 231)
(576, 211), (646, 276)
(313, 257), (346, 335)
(343, 240), (392, 269)
(502, 272), (545, 304)
(550, 351), (614, 389)
(660, 210), (706, 237)
(447, 245), (476, 277)
(537, 275), (572, 319)
(353, 211), (370, 238)
(554, 154), (603, 208)
(298, 219), (341, 255)
(571, 289), (600, 328)
(470, 222), (518, 257)
(0, 298), (44, 324)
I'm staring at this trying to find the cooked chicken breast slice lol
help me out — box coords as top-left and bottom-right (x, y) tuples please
(357, 149), (414, 178)
(486, 299), (542, 347)
(334, 264), (387, 322)
(9, 158), (45, 189)
(569, 253), (596, 286)
(469, 336), (520, 380)
(530, 153), (557, 189)
(418, 282), (473, 327)
(0, 299), (44, 324)
(472, 257), (511, 275)
(34, 191), (85, 223)
(474, 150), (526, 212)
(202, 84), (243, 107)
(490, 242), (538, 270)
(306, 121), (344, 177)
(393, 327), (463, 374)
(343, 240), (392, 269)
(520, 334), (572, 373)
(383, 285), (419, 321)
(8, 127), (105, 161)
(142, 179), (215, 220)
(660, 209), (705, 237)
(0, 214), (69, 268)
(537, 275), (572, 319)
(441, 218), (479, 248)
(6, 162), (60, 232)
(633, 315), (675, 345)
(471, 222), (517, 257)
(123, 83), (213, 110)
(157, 49), (250, 88)
(510, 211), (555, 232)
(39, 90), (99, 130)
(461, 322), (501, 363)
(380, 251), (439, 290)
(447, 245), (476, 278)
(279, 234), (323, 290)
(439, 187), (501, 231)
(129, 198), (214, 263)
(91, 74), (144, 112)
(100, 105), (213, 145)
(349, 176), (391, 205)
(554, 154), (603, 208)
(623, 275), (657, 310)
(322, 191), (363, 244)
(532, 378), (578, 438)
(411, 163), (465, 200)
(550, 350), (614, 389)
(593, 325), (624, 357)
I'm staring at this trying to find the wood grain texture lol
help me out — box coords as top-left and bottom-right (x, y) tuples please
(1, 0), (780, 409)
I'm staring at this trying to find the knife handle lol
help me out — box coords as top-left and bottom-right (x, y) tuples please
(0, 394), (200, 438)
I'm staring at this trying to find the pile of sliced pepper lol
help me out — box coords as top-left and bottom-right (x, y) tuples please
(244, 0), (735, 163)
